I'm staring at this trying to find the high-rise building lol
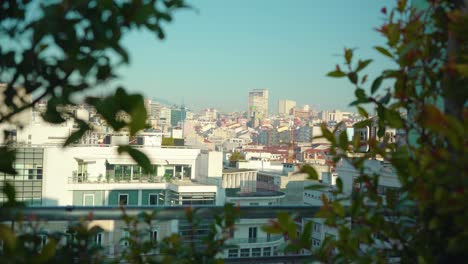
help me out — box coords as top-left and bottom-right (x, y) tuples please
(278, 99), (296, 115)
(171, 106), (187, 127)
(247, 89), (269, 123)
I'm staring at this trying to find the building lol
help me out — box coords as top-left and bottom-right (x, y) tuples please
(170, 106), (187, 127)
(248, 89), (269, 124)
(278, 99), (296, 115)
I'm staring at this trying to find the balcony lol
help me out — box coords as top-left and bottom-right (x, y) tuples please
(228, 234), (283, 245)
(68, 171), (189, 184)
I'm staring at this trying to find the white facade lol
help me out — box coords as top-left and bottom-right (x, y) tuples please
(278, 99), (296, 115)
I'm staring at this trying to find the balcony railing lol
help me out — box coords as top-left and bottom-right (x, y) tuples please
(0, 206), (320, 263)
(68, 172), (190, 184)
(229, 234), (283, 244)
(0, 205), (320, 221)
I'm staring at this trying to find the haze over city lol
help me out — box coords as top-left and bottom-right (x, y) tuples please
(115, 0), (395, 112)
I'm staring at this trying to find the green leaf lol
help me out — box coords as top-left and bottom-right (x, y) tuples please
(327, 70), (347, 78)
(320, 124), (336, 144)
(0, 147), (16, 174)
(356, 59), (372, 72)
(371, 76), (384, 94)
(336, 177), (343, 193)
(63, 120), (90, 146)
(300, 164), (319, 180)
(357, 106), (369, 118)
(332, 201), (345, 217)
(347, 72), (358, 84)
(338, 130), (349, 150)
(118, 145), (153, 173)
(0, 224), (17, 251)
(344, 48), (353, 64)
(374, 46), (393, 58)
(37, 240), (57, 263)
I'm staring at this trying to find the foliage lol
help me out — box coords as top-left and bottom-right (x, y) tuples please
(0, 0), (188, 174)
(161, 137), (184, 146)
(0, 183), (240, 263)
(228, 151), (244, 164)
(266, 1), (467, 263)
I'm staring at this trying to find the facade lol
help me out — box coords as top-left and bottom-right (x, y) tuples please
(248, 89), (269, 122)
(278, 99), (296, 115)
(170, 107), (187, 127)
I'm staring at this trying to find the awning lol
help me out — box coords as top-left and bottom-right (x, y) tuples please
(73, 157), (97, 164)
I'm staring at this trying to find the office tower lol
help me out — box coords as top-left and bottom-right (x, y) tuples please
(247, 89), (269, 123)
(171, 106), (187, 127)
(278, 99), (296, 115)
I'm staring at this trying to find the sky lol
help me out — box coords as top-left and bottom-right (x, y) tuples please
(116, 0), (396, 113)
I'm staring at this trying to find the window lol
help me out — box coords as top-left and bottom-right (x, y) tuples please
(312, 238), (321, 247)
(252, 248), (261, 257)
(95, 232), (103, 246)
(121, 230), (130, 247)
(119, 194), (129, 206)
(263, 247), (271, 256)
(149, 194), (158, 205)
(228, 249), (238, 258)
(39, 234), (48, 247)
(150, 229), (158, 242)
(248, 227), (257, 243)
(249, 202), (259, 206)
(240, 248), (250, 257)
(313, 222), (322, 233)
(83, 194), (95, 206)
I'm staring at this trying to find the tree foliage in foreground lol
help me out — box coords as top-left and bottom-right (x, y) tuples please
(265, 0), (467, 263)
(0, 0), (188, 173)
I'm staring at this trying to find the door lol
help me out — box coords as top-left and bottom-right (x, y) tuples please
(83, 194), (95, 206)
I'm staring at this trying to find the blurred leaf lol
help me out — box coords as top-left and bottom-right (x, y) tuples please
(371, 76), (383, 94)
(63, 119), (90, 146)
(327, 70), (347, 78)
(344, 48), (353, 64)
(300, 164), (319, 180)
(348, 72), (358, 84)
(118, 145), (153, 173)
(0, 224), (17, 251)
(356, 59), (372, 72)
(374, 46), (393, 58)
(0, 147), (16, 174)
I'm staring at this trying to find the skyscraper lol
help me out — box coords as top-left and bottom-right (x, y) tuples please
(278, 99), (296, 115)
(247, 89), (269, 121)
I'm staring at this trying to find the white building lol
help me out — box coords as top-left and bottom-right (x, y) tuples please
(278, 99), (296, 116)
(248, 89), (269, 119)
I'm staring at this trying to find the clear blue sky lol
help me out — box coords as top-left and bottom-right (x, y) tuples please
(116, 0), (396, 113)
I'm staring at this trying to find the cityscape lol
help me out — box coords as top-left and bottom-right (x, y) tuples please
(0, 85), (402, 261)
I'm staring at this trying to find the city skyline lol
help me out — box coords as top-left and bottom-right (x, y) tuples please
(109, 0), (395, 112)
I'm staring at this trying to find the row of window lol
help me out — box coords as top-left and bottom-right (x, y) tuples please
(31, 229), (158, 249)
(228, 247), (277, 258)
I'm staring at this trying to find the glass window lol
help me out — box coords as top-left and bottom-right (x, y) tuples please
(150, 229), (158, 242)
(248, 227), (257, 242)
(149, 194), (158, 205)
(252, 248), (261, 257)
(240, 248), (249, 257)
(121, 230), (129, 247)
(95, 232), (103, 246)
(228, 249), (238, 258)
(119, 194), (128, 206)
(263, 247), (271, 256)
